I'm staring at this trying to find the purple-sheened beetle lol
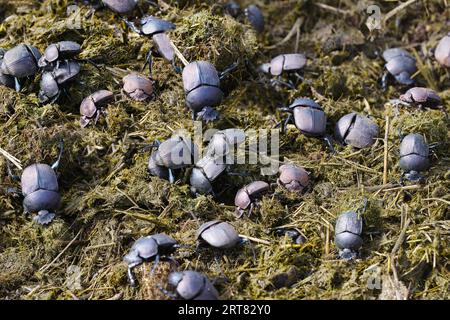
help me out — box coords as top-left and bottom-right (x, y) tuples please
(235, 181), (270, 218)
(159, 271), (219, 300)
(259, 53), (307, 89)
(399, 133), (430, 183)
(0, 44), (41, 78)
(225, 2), (264, 34)
(124, 233), (179, 287)
(396, 87), (446, 116)
(79, 90), (114, 127)
(334, 113), (379, 149)
(335, 210), (363, 260)
(0, 49), (15, 89)
(280, 98), (334, 150)
(381, 47), (417, 89)
(38, 41), (82, 70)
(197, 220), (240, 249)
(277, 164), (310, 193)
(7, 141), (64, 225)
(122, 73), (154, 101)
(435, 32), (450, 68)
(39, 60), (81, 104)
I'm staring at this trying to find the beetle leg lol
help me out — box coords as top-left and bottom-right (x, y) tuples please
(219, 61), (239, 80)
(14, 77), (21, 92)
(156, 285), (178, 300)
(51, 140), (64, 170)
(280, 114), (293, 133)
(322, 135), (336, 153)
(127, 262), (142, 287)
(248, 203), (254, 217)
(122, 18), (143, 35)
(6, 162), (20, 182)
(381, 71), (389, 91)
(142, 50), (153, 76)
(34, 210), (56, 225)
(149, 254), (160, 276)
(235, 207), (245, 218)
(168, 168), (175, 184)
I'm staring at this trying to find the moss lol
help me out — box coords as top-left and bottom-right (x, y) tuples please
(0, 0), (449, 300)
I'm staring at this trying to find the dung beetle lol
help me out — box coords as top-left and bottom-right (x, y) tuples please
(7, 141), (63, 225)
(277, 164), (309, 193)
(39, 60), (81, 104)
(148, 134), (198, 183)
(435, 32), (450, 67)
(259, 53), (307, 89)
(0, 49), (15, 89)
(381, 48), (417, 89)
(190, 129), (246, 195)
(79, 90), (114, 127)
(0, 44), (41, 79)
(182, 60), (237, 122)
(122, 73), (154, 101)
(275, 229), (306, 245)
(160, 270), (219, 300)
(101, 0), (138, 14)
(225, 2), (265, 33)
(399, 133), (430, 183)
(394, 87), (446, 116)
(235, 181), (270, 218)
(124, 234), (179, 287)
(38, 41), (82, 70)
(335, 210), (363, 260)
(197, 220), (241, 249)
(334, 113), (379, 149)
(148, 151), (170, 181)
(125, 16), (178, 73)
(279, 98), (334, 150)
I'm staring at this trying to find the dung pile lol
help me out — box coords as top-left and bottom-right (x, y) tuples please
(0, 0), (448, 300)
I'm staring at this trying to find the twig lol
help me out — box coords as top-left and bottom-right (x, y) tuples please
(422, 198), (450, 206)
(383, 115), (390, 185)
(0, 147), (22, 170)
(39, 229), (83, 273)
(239, 234), (270, 245)
(383, 0), (417, 25)
(314, 3), (351, 15)
(265, 17), (304, 50)
(170, 41), (189, 67)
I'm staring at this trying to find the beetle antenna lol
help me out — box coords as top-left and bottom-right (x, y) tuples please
(51, 139), (64, 170)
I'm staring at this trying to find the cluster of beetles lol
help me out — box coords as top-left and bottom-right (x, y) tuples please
(0, 1), (449, 300)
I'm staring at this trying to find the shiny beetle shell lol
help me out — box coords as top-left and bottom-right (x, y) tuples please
(382, 48), (417, 85)
(190, 155), (227, 195)
(148, 151), (170, 180)
(38, 41), (81, 67)
(197, 220), (240, 249)
(289, 98), (326, 136)
(245, 5), (264, 33)
(141, 16), (175, 35)
(123, 73), (153, 101)
(235, 181), (270, 210)
(80, 90), (114, 127)
(399, 87), (442, 109)
(1, 44), (41, 78)
(168, 271), (219, 300)
(435, 33), (450, 67)
(102, 0), (137, 14)
(182, 61), (223, 112)
(266, 54), (307, 76)
(334, 113), (379, 149)
(154, 135), (198, 169)
(278, 164), (309, 192)
(399, 133), (430, 173)
(124, 234), (177, 264)
(21, 164), (60, 220)
(335, 211), (363, 251)
(0, 59), (15, 89)
(206, 128), (246, 158)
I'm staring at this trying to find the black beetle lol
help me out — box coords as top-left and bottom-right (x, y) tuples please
(39, 60), (81, 104)
(7, 141), (63, 225)
(125, 16), (178, 73)
(197, 220), (241, 249)
(399, 133), (430, 183)
(334, 113), (379, 149)
(0, 44), (41, 79)
(0, 49), (15, 89)
(160, 270), (219, 300)
(280, 98), (334, 150)
(38, 41), (82, 70)
(235, 181), (270, 218)
(435, 32), (450, 68)
(225, 2), (265, 33)
(124, 234), (179, 287)
(79, 90), (114, 127)
(148, 134), (198, 183)
(259, 53), (307, 89)
(190, 129), (246, 195)
(335, 210), (363, 260)
(381, 48), (417, 89)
